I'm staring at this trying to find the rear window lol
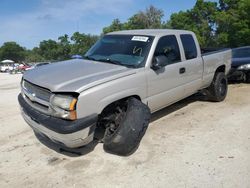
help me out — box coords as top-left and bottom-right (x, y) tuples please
(180, 34), (197, 60)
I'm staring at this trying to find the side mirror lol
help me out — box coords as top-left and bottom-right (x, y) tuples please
(151, 55), (168, 71)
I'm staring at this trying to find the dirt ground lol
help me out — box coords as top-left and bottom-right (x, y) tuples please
(0, 73), (249, 188)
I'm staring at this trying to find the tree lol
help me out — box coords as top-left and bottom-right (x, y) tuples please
(70, 32), (99, 55)
(144, 5), (164, 28)
(215, 0), (250, 47)
(57, 34), (71, 60)
(166, 0), (217, 47)
(22, 32), (99, 62)
(103, 19), (124, 34)
(25, 48), (44, 62)
(124, 12), (148, 30)
(103, 6), (164, 33)
(166, 0), (250, 48)
(125, 5), (164, 29)
(37, 39), (60, 61)
(0, 42), (26, 62)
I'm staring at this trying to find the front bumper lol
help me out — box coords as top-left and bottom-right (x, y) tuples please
(227, 68), (246, 81)
(18, 94), (98, 148)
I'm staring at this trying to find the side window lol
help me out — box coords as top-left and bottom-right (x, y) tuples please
(180, 34), (197, 60)
(154, 35), (181, 65)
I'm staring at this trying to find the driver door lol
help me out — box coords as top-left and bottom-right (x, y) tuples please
(146, 35), (187, 112)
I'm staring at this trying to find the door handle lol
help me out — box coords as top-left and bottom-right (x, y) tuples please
(179, 67), (186, 74)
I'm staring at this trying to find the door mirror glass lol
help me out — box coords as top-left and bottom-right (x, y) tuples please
(151, 55), (168, 70)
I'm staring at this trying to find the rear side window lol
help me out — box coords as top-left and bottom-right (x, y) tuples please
(180, 34), (197, 60)
(154, 35), (181, 65)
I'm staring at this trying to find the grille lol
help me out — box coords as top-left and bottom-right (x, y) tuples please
(23, 80), (51, 102)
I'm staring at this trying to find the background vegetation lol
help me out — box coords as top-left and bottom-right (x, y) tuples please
(0, 0), (249, 63)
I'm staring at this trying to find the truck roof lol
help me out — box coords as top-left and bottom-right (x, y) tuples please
(107, 29), (194, 37)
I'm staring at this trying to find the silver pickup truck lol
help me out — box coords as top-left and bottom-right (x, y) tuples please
(19, 29), (231, 156)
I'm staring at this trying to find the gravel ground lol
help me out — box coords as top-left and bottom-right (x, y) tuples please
(0, 73), (249, 188)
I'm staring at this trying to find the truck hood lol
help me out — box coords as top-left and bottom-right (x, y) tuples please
(23, 59), (136, 93)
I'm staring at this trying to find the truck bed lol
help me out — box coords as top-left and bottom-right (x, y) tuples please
(201, 48), (232, 88)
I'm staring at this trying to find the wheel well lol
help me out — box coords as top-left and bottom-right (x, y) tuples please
(95, 95), (142, 139)
(215, 65), (226, 73)
(100, 95), (141, 115)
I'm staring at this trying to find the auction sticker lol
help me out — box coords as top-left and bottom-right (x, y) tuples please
(132, 36), (149, 42)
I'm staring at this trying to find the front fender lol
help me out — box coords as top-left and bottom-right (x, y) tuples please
(76, 69), (147, 118)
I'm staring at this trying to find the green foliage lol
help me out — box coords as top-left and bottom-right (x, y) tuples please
(70, 32), (99, 55)
(28, 33), (99, 62)
(0, 42), (26, 62)
(25, 48), (44, 62)
(125, 6), (164, 29)
(215, 0), (250, 47)
(57, 34), (71, 60)
(166, 0), (218, 47)
(38, 39), (60, 61)
(167, 0), (250, 48)
(103, 19), (124, 34)
(103, 5), (164, 33)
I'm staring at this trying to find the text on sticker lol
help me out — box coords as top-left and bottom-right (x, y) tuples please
(132, 36), (149, 42)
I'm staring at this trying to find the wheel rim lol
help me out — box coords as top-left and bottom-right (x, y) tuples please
(219, 78), (227, 97)
(104, 105), (127, 139)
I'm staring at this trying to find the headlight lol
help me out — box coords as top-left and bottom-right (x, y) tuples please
(50, 94), (77, 120)
(237, 64), (250, 70)
(51, 95), (77, 110)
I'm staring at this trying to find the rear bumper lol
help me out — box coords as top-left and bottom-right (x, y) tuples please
(18, 94), (98, 148)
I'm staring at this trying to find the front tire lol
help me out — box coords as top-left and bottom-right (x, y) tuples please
(206, 72), (228, 102)
(100, 98), (151, 156)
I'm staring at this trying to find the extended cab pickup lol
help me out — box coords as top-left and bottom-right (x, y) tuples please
(19, 29), (232, 156)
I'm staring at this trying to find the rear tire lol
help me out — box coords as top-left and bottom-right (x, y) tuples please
(206, 72), (228, 102)
(101, 98), (151, 156)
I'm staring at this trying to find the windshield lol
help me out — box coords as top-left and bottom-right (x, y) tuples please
(85, 34), (154, 68)
(233, 48), (250, 58)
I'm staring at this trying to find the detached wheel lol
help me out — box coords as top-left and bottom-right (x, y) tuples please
(100, 98), (151, 156)
(207, 72), (228, 102)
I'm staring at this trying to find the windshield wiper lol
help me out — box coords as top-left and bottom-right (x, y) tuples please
(84, 56), (136, 68)
(83, 55), (97, 61)
(83, 56), (120, 65)
(97, 58), (129, 66)
(98, 58), (122, 66)
(99, 58), (137, 68)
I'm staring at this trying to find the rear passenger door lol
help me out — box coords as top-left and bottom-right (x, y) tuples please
(146, 35), (189, 112)
(179, 34), (203, 96)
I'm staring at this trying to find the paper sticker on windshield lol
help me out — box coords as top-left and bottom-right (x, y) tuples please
(132, 36), (149, 42)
